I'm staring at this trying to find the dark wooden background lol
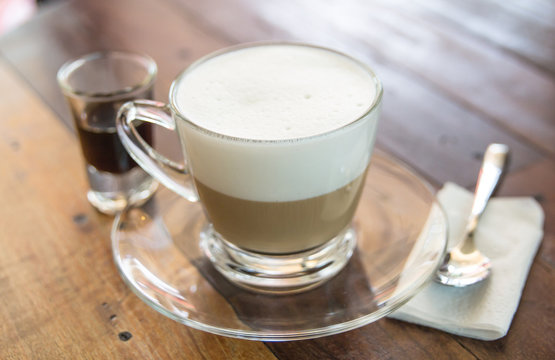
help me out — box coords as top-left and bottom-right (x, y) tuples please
(0, 0), (553, 358)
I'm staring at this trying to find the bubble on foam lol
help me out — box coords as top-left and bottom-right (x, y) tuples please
(176, 45), (376, 140)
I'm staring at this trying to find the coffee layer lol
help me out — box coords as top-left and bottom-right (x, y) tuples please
(194, 170), (367, 254)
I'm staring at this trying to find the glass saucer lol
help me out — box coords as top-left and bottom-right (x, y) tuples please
(111, 152), (447, 341)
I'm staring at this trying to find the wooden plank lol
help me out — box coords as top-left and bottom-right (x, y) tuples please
(1, 0), (547, 187)
(369, 0), (555, 155)
(0, 0), (231, 123)
(234, 0), (555, 156)
(295, 0), (553, 155)
(408, 0), (555, 76)
(266, 320), (476, 360)
(171, 0), (544, 188)
(0, 0), (233, 161)
(0, 58), (276, 360)
(498, 159), (555, 266)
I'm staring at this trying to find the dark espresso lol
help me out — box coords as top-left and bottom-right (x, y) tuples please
(70, 99), (153, 173)
(194, 170), (368, 254)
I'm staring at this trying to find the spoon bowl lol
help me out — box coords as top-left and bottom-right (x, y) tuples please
(436, 247), (491, 287)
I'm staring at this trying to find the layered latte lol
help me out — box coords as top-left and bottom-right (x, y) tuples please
(173, 44), (380, 254)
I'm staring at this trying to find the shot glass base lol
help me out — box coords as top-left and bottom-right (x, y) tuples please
(199, 224), (357, 294)
(87, 177), (159, 215)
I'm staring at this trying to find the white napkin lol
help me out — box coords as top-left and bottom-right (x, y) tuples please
(388, 182), (544, 340)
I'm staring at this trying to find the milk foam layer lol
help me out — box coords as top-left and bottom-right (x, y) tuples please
(173, 44), (381, 202)
(175, 45), (376, 140)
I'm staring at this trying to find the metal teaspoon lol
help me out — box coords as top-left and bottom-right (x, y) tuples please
(435, 143), (509, 287)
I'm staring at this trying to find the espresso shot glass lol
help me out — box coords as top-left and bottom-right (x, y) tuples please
(57, 51), (159, 214)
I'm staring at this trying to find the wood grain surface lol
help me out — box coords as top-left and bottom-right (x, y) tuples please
(0, 0), (553, 359)
(0, 58), (276, 360)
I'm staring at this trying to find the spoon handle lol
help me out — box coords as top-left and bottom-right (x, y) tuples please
(460, 144), (509, 251)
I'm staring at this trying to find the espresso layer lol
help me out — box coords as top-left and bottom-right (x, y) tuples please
(194, 170), (367, 254)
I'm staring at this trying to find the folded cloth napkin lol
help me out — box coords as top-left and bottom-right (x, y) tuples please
(388, 182), (544, 340)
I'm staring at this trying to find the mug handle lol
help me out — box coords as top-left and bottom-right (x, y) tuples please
(116, 99), (198, 202)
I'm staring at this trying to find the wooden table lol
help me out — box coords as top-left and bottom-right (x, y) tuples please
(1, 0), (553, 358)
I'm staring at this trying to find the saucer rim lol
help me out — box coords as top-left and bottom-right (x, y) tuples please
(111, 152), (448, 341)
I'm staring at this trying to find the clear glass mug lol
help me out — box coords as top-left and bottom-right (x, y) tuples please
(116, 43), (383, 293)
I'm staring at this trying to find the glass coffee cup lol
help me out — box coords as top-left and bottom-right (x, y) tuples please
(116, 42), (383, 293)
